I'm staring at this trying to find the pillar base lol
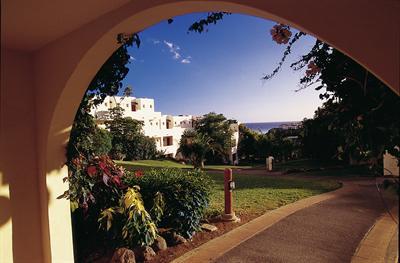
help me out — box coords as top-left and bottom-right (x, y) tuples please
(220, 213), (241, 223)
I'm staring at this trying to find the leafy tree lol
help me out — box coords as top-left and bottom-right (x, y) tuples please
(238, 123), (302, 163)
(261, 24), (400, 166)
(67, 34), (140, 163)
(187, 12), (230, 33)
(92, 128), (112, 156)
(293, 45), (400, 165)
(178, 130), (210, 169)
(195, 112), (234, 163)
(105, 106), (157, 161)
(67, 97), (98, 160)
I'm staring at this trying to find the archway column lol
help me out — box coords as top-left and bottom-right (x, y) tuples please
(1, 49), (43, 262)
(1, 48), (75, 263)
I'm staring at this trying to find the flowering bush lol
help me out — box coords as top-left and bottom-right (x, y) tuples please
(59, 155), (125, 211)
(61, 156), (210, 252)
(61, 155), (162, 249)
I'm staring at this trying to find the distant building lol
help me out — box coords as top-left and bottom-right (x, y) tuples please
(279, 122), (302, 130)
(91, 96), (239, 163)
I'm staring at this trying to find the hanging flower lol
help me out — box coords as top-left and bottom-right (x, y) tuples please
(270, 24), (292, 44)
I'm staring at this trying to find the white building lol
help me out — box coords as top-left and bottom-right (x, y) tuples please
(90, 96), (239, 163)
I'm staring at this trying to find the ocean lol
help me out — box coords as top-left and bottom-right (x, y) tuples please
(244, 121), (300, 133)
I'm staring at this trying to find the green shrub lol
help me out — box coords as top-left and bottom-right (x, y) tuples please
(92, 127), (112, 155)
(124, 168), (212, 238)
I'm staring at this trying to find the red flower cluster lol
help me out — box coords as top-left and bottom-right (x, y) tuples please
(134, 170), (144, 178)
(270, 24), (292, 44)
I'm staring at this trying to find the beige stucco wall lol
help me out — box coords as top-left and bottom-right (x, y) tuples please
(1, 48), (45, 262)
(1, 1), (399, 262)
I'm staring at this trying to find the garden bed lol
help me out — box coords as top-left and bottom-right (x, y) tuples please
(69, 158), (341, 263)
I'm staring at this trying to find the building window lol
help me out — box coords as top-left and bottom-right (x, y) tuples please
(131, 102), (137, 111)
(143, 104), (145, 108)
(163, 136), (173, 146)
(150, 105), (152, 108)
(166, 120), (172, 129)
(126, 104), (129, 107)
(105, 103), (108, 106)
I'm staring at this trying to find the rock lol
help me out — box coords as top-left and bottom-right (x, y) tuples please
(171, 233), (187, 245)
(111, 248), (136, 263)
(160, 231), (187, 246)
(134, 246), (156, 262)
(152, 236), (167, 252)
(201, 223), (218, 232)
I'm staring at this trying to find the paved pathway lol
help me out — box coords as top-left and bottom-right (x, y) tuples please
(215, 180), (386, 263)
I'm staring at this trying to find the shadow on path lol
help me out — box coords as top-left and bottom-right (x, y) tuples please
(216, 181), (386, 263)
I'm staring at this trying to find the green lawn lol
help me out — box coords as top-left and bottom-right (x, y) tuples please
(205, 173), (341, 217)
(117, 159), (192, 169)
(117, 159), (341, 218)
(116, 159), (253, 171)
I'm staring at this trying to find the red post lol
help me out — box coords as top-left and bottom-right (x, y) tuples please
(224, 168), (233, 215)
(222, 168), (240, 222)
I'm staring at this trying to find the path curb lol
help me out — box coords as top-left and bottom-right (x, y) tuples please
(351, 203), (398, 263)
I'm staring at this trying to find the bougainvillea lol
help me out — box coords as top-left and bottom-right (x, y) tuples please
(270, 24), (292, 44)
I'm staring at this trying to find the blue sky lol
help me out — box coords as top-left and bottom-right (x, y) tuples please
(122, 13), (323, 123)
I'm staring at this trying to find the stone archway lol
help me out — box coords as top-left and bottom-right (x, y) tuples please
(1, 1), (398, 262)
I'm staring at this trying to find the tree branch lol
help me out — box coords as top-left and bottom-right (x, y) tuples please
(262, 32), (305, 81)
